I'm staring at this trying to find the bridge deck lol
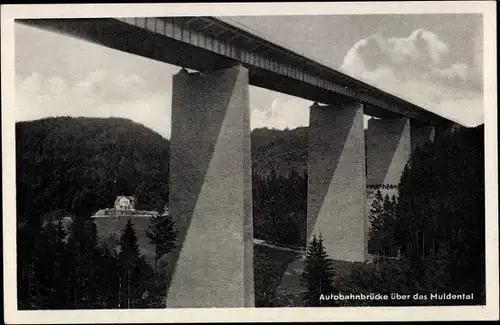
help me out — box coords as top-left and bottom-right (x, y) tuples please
(19, 17), (453, 126)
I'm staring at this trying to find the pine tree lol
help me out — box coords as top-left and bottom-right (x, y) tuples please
(145, 212), (176, 263)
(395, 126), (485, 303)
(66, 216), (99, 308)
(94, 243), (121, 308)
(301, 234), (336, 307)
(369, 191), (399, 259)
(129, 256), (159, 308)
(17, 213), (43, 309)
(30, 222), (56, 308)
(386, 195), (399, 257)
(52, 220), (71, 307)
(369, 189), (384, 223)
(368, 190), (385, 256)
(118, 218), (141, 308)
(380, 194), (396, 257)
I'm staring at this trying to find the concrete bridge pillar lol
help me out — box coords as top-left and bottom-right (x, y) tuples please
(366, 117), (411, 187)
(166, 65), (254, 307)
(366, 118), (435, 190)
(307, 99), (367, 262)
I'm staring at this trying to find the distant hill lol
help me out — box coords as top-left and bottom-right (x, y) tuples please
(251, 127), (308, 178)
(15, 118), (309, 222)
(16, 117), (170, 222)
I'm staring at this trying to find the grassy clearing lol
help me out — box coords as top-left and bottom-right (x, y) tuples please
(253, 243), (302, 307)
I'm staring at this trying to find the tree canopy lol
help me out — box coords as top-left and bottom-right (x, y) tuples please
(301, 234), (336, 307)
(145, 212), (177, 263)
(15, 117), (485, 308)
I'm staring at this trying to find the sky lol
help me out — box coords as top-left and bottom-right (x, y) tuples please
(15, 14), (483, 139)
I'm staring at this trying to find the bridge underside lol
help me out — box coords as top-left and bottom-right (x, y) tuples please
(18, 17), (454, 123)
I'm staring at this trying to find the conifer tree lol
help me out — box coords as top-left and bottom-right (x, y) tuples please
(369, 191), (399, 258)
(385, 194), (399, 257)
(368, 190), (385, 255)
(94, 243), (121, 308)
(301, 234), (336, 307)
(17, 213), (43, 309)
(118, 218), (141, 308)
(30, 221), (69, 308)
(380, 194), (397, 257)
(145, 212), (176, 263)
(395, 126), (485, 302)
(53, 220), (71, 307)
(369, 189), (384, 222)
(66, 216), (99, 308)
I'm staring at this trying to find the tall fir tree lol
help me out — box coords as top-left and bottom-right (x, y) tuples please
(368, 190), (385, 256)
(66, 216), (99, 308)
(395, 126), (485, 302)
(369, 190), (399, 258)
(118, 218), (142, 308)
(29, 220), (69, 309)
(53, 220), (71, 307)
(380, 194), (398, 257)
(252, 169), (307, 247)
(301, 234), (336, 307)
(93, 243), (121, 308)
(17, 212), (43, 309)
(145, 212), (176, 263)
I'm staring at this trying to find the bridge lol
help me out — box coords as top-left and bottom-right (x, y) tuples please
(19, 17), (457, 308)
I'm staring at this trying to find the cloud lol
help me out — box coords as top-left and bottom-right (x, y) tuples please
(340, 29), (483, 127)
(19, 73), (43, 96)
(17, 70), (370, 137)
(250, 96), (310, 130)
(16, 71), (171, 139)
(17, 71), (314, 139)
(409, 29), (449, 66)
(75, 69), (150, 103)
(47, 76), (68, 95)
(433, 63), (469, 82)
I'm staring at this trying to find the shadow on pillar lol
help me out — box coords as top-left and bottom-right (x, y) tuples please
(165, 65), (253, 307)
(307, 98), (367, 262)
(365, 118), (409, 186)
(307, 99), (358, 241)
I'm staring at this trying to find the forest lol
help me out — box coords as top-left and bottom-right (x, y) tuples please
(295, 125), (485, 307)
(15, 117), (485, 308)
(16, 117), (308, 308)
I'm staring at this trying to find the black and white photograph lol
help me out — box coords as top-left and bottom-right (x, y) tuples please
(2, 2), (498, 323)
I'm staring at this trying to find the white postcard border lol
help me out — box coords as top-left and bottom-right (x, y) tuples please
(2, 2), (498, 323)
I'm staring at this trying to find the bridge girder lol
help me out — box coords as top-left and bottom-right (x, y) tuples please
(18, 17), (453, 125)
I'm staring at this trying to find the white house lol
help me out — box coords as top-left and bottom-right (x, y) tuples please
(114, 196), (136, 211)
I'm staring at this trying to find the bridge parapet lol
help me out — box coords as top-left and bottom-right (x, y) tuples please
(19, 17), (453, 125)
(115, 16), (440, 123)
